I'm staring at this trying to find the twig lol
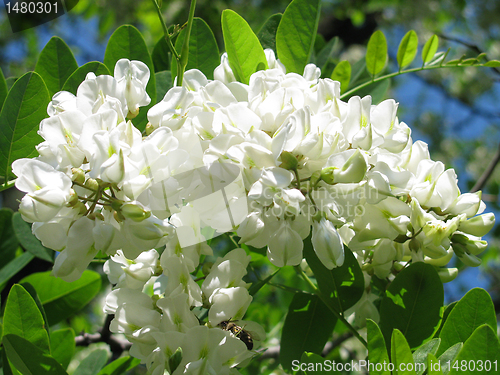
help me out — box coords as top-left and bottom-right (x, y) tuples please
(470, 142), (500, 193)
(75, 314), (131, 360)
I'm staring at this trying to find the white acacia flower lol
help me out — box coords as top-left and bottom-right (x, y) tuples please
(311, 217), (345, 269)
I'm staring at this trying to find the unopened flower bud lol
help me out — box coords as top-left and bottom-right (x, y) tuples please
(114, 210), (125, 222)
(145, 122), (155, 135)
(279, 151), (298, 171)
(84, 178), (99, 191)
(121, 204), (151, 222)
(168, 347), (183, 374)
(74, 201), (88, 215)
(71, 168), (85, 184)
(67, 189), (79, 207)
(458, 213), (495, 237)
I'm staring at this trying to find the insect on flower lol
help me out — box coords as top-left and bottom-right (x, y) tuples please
(219, 320), (254, 350)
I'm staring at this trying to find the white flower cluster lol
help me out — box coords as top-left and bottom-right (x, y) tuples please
(12, 48), (495, 372)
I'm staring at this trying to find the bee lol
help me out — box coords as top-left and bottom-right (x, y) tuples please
(219, 320), (254, 350)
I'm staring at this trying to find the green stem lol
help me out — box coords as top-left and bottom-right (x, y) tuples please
(151, 0), (180, 62)
(340, 57), (480, 100)
(295, 266), (368, 349)
(177, 0), (197, 87)
(0, 179), (16, 192)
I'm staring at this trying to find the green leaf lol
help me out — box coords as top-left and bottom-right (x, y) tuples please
(280, 293), (336, 372)
(303, 240), (363, 313)
(12, 212), (53, 263)
(19, 270), (102, 326)
(367, 319), (390, 375)
(299, 352), (329, 375)
(0, 71), (49, 181)
(171, 18), (220, 80)
(276, 0), (321, 74)
(366, 30), (388, 76)
(483, 60), (500, 67)
(438, 343), (462, 375)
(391, 329), (417, 375)
(222, 10), (268, 84)
(49, 328), (75, 369)
(379, 262), (444, 349)
(73, 349), (108, 375)
(0, 67), (8, 112)
(422, 35), (439, 64)
(6, 77), (18, 91)
(433, 302), (456, 338)
(34, 37), (78, 97)
(97, 356), (140, 375)
(427, 353), (444, 375)
(103, 25), (156, 131)
(331, 60), (351, 94)
(0, 252), (35, 292)
(437, 288), (496, 356)
(152, 37), (171, 73)
(316, 37), (339, 72)
(21, 283), (50, 338)
(2, 334), (68, 375)
(249, 268), (280, 296)
(0, 208), (19, 264)
(3, 284), (50, 353)
(413, 338), (440, 375)
(61, 62), (111, 95)
(257, 14), (282, 53)
(155, 71), (172, 104)
(449, 325), (500, 375)
(397, 30), (418, 69)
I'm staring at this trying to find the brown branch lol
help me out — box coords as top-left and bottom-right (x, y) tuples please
(75, 314), (131, 360)
(470, 142), (500, 193)
(257, 331), (354, 360)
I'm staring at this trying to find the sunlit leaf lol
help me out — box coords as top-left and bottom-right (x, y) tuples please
(422, 35), (439, 64)
(397, 30), (418, 69)
(367, 320), (390, 375)
(437, 288), (496, 356)
(50, 328), (75, 369)
(0, 71), (49, 181)
(448, 325), (500, 375)
(0, 67), (8, 112)
(483, 60), (500, 67)
(222, 10), (268, 84)
(300, 352), (329, 375)
(276, 0), (321, 74)
(366, 30), (387, 76)
(3, 284), (50, 353)
(34, 37), (78, 96)
(413, 338), (440, 375)
(391, 329), (417, 375)
(331, 60), (351, 93)
(97, 356), (141, 375)
(152, 37), (171, 72)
